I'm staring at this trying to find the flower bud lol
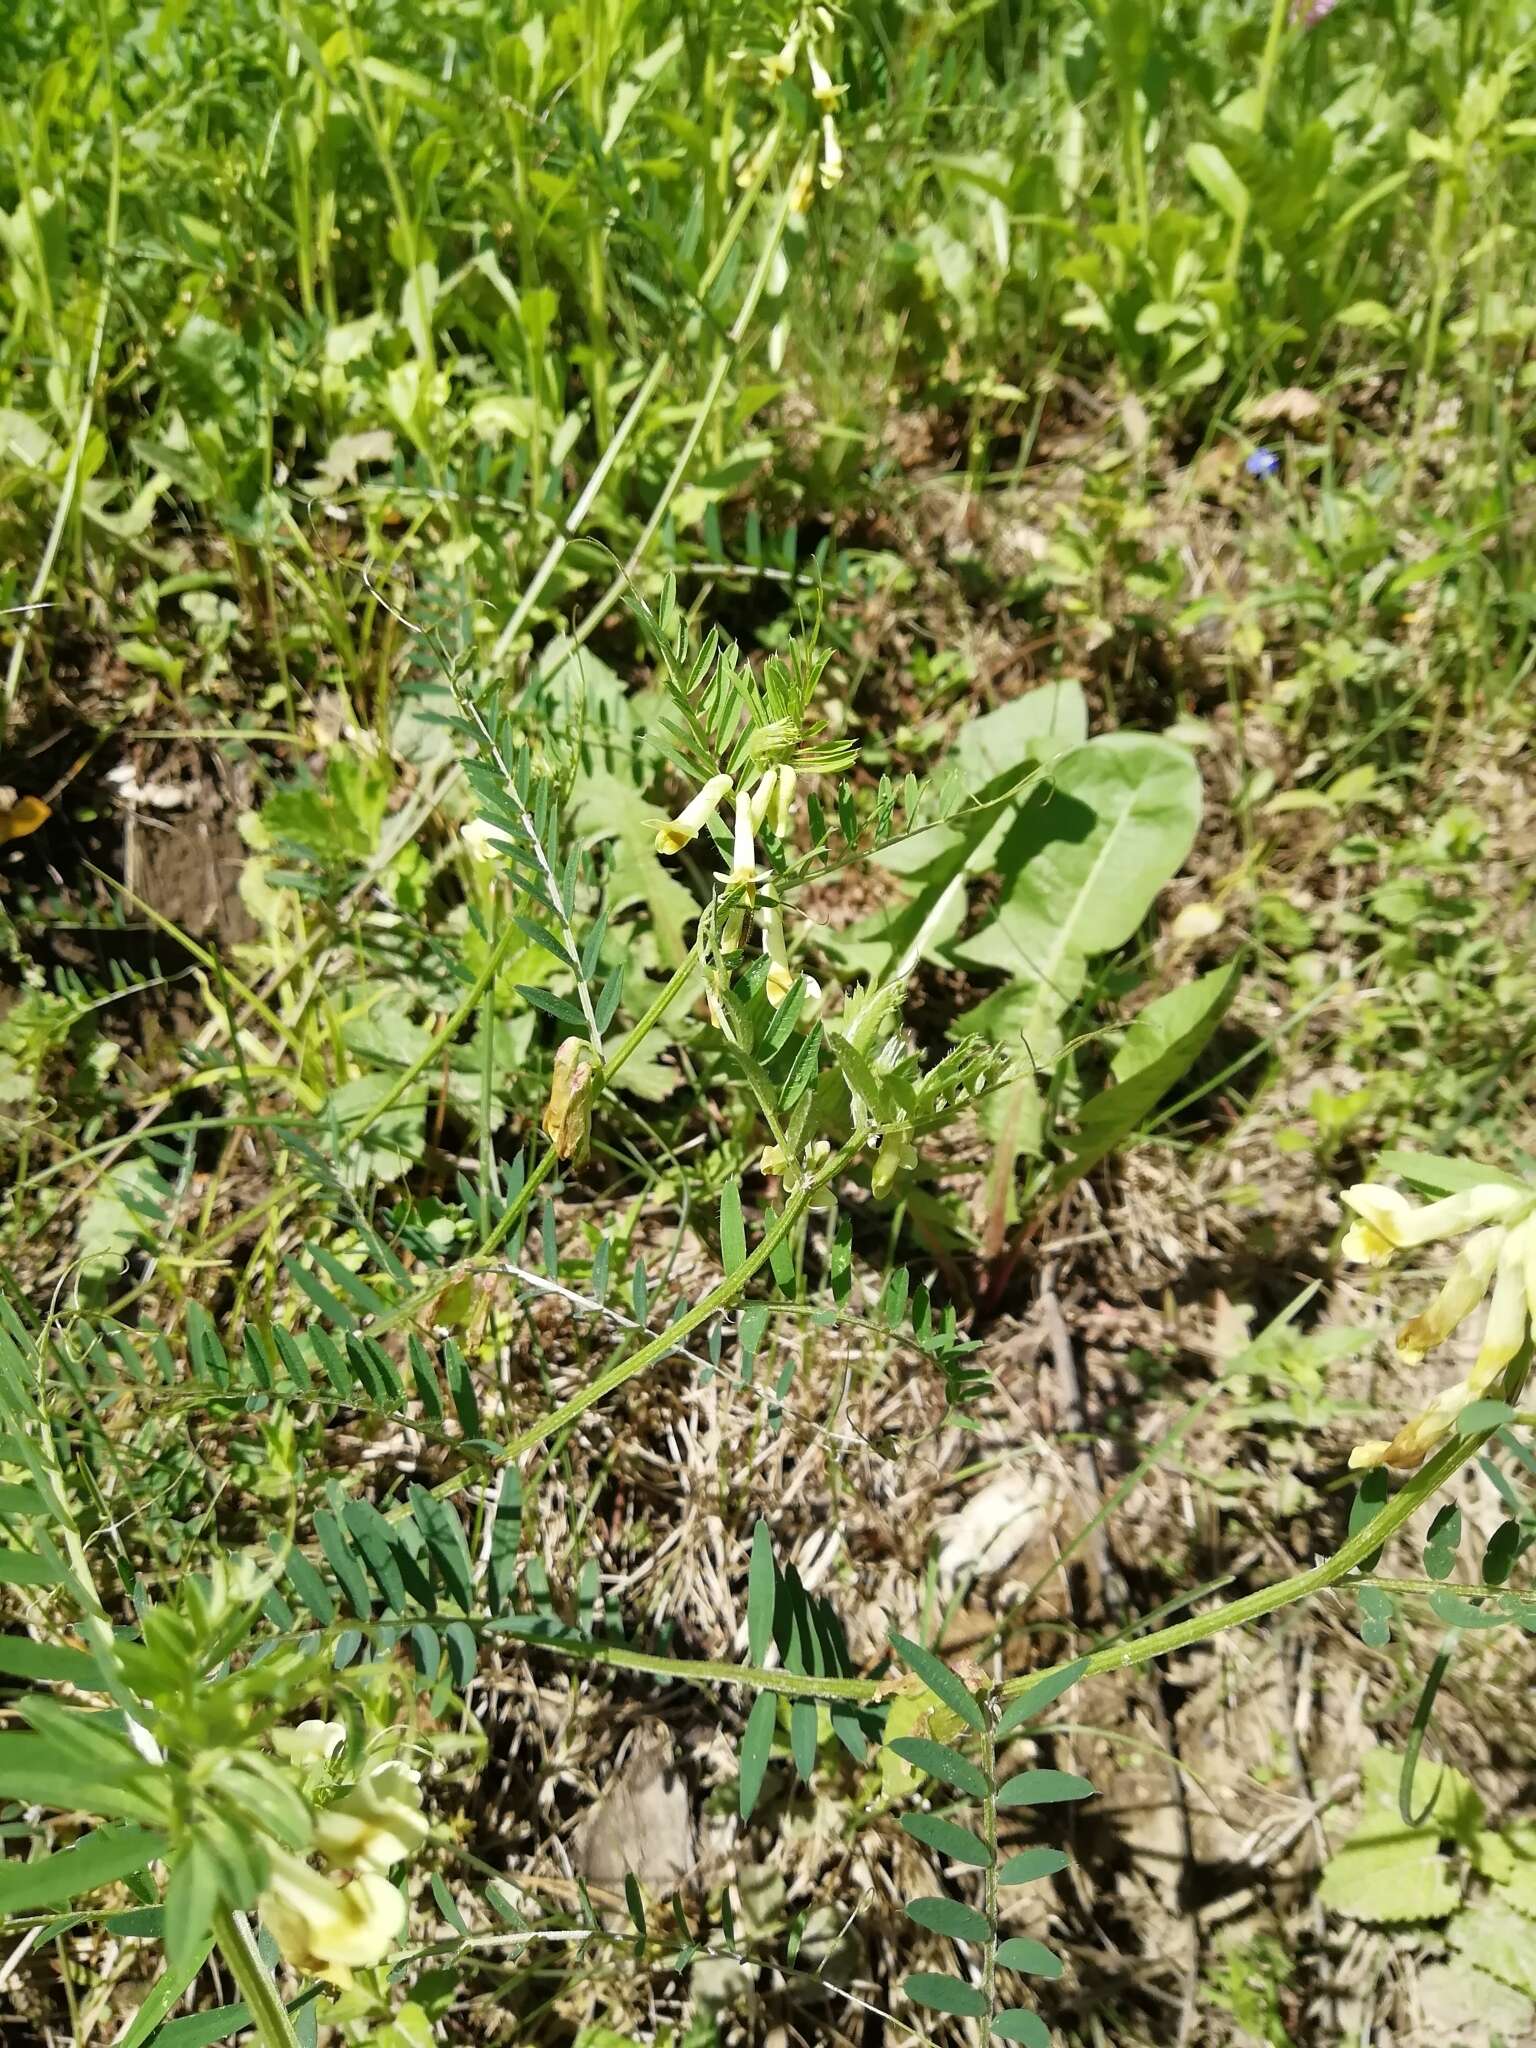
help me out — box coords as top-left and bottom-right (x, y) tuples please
(871, 1127), (915, 1198)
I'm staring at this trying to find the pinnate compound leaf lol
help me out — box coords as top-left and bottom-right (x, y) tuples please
(904, 1895), (990, 1943)
(996, 1658), (1090, 1736)
(995, 1937), (1063, 1978)
(994, 2009), (1052, 2046)
(888, 1632), (985, 1732)
(888, 1737), (990, 1800)
(999, 1847), (1070, 1885)
(997, 1769), (1094, 1807)
(904, 1972), (987, 2018)
(900, 1811), (993, 1868)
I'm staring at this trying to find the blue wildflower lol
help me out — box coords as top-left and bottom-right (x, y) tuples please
(1245, 448), (1280, 478)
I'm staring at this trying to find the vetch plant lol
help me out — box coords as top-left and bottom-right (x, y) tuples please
(1342, 1158), (1536, 1468)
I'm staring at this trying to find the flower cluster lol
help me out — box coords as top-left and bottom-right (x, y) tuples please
(259, 1726), (428, 1987)
(654, 766), (816, 1009)
(755, 9), (846, 211)
(1341, 1174), (1536, 1470)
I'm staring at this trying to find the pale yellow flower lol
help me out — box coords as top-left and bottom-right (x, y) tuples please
(807, 45), (843, 110)
(1341, 1180), (1526, 1265)
(1349, 1376), (1479, 1472)
(761, 904), (819, 1009)
(1341, 1171), (1536, 1471)
(271, 1720), (345, 1766)
(788, 157), (817, 218)
(1396, 1225), (1505, 1361)
(1474, 1217), (1535, 1383)
(314, 1761), (428, 1874)
(655, 773), (733, 856)
(728, 787), (759, 893)
(260, 1848), (406, 1987)
(819, 115), (844, 189)
(762, 26), (801, 85)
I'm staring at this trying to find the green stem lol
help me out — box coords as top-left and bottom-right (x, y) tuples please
(433, 1135), (861, 1495)
(424, 1414), (1502, 1704)
(214, 1908), (301, 2048)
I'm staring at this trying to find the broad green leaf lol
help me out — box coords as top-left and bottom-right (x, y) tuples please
(747, 1521), (775, 1666)
(994, 2009), (1051, 2046)
(955, 736), (1202, 980)
(904, 1971), (987, 2018)
(330, 1073), (428, 1190)
(738, 1691), (777, 1819)
(1336, 299), (1400, 330)
(1316, 1820), (1461, 1923)
(904, 1895), (990, 1943)
(996, 1659), (1089, 1737)
(999, 1847), (1070, 1885)
(1186, 142), (1248, 220)
(837, 694), (1077, 976)
(879, 1691), (933, 1798)
(1063, 962), (1241, 1179)
(888, 1738), (989, 1801)
(0, 1824), (165, 1915)
(899, 1812), (993, 1867)
(995, 1937), (1063, 1978)
(997, 1768), (1094, 1807)
(888, 1633), (985, 1732)
(1361, 1746), (1481, 1842)
(1318, 1748), (1482, 1924)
